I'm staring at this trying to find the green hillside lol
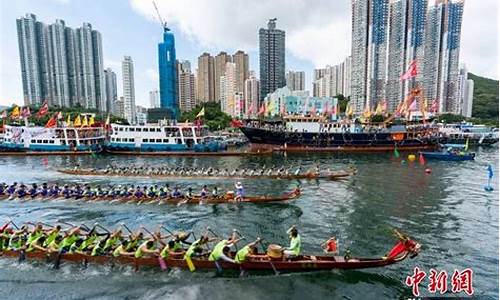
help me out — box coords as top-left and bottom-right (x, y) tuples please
(469, 73), (498, 121)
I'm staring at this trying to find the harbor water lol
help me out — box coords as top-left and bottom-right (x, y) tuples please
(0, 148), (498, 299)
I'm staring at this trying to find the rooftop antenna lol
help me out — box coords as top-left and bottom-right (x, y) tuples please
(152, 0), (169, 31)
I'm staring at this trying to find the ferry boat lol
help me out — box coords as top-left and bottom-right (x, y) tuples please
(438, 123), (498, 146)
(106, 122), (228, 153)
(239, 115), (440, 152)
(0, 125), (105, 154)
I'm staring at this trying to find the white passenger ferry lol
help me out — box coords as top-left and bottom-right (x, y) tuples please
(438, 122), (498, 146)
(106, 121), (227, 153)
(0, 125), (105, 153)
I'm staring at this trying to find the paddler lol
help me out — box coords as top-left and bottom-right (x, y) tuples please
(102, 229), (123, 253)
(28, 183), (38, 198)
(59, 227), (81, 253)
(234, 182), (244, 201)
(43, 225), (62, 247)
(172, 186), (182, 198)
(208, 230), (241, 264)
(26, 223), (44, 247)
(200, 185), (209, 200)
(16, 184), (27, 198)
(39, 183), (49, 197)
(183, 235), (213, 271)
(6, 182), (18, 196)
(61, 185), (72, 198)
(112, 240), (135, 257)
(26, 235), (47, 252)
(8, 225), (28, 250)
(49, 184), (61, 197)
(134, 238), (160, 258)
(133, 186), (144, 198)
(212, 187), (219, 197)
(235, 238), (261, 264)
(283, 225), (301, 258)
(147, 186), (156, 198)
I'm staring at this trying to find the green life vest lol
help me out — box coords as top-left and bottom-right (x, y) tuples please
(113, 245), (124, 257)
(91, 240), (107, 256)
(235, 245), (250, 264)
(134, 241), (154, 258)
(160, 241), (182, 258)
(60, 234), (78, 250)
(26, 236), (43, 252)
(8, 234), (24, 250)
(0, 233), (9, 250)
(48, 240), (60, 250)
(126, 238), (140, 251)
(81, 235), (97, 250)
(208, 240), (227, 261)
(289, 234), (301, 256)
(103, 236), (120, 252)
(69, 241), (84, 254)
(44, 231), (59, 247)
(184, 239), (202, 259)
(27, 230), (42, 245)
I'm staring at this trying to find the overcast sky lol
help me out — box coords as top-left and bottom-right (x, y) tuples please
(0, 0), (497, 107)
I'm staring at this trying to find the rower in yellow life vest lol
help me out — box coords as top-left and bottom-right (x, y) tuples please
(112, 240), (135, 257)
(208, 230), (241, 263)
(184, 235), (212, 272)
(235, 238), (261, 264)
(134, 239), (159, 258)
(160, 232), (189, 259)
(43, 225), (61, 248)
(59, 227), (80, 253)
(26, 235), (47, 252)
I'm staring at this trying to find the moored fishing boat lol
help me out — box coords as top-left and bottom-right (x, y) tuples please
(239, 116), (440, 153)
(419, 144), (475, 161)
(0, 125), (104, 154)
(438, 122), (499, 146)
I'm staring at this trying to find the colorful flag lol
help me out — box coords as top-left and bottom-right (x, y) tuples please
(408, 99), (417, 111)
(257, 103), (265, 116)
(74, 115), (81, 127)
(81, 115), (88, 127)
(247, 103), (254, 115)
(394, 146), (400, 158)
(400, 60), (418, 81)
(332, 103), (337, 115)
(311, 105), (317, 116)
(56, 111), (63, 120)
(45, 114), (57, 128)
(465, 138), (469, 151)
(89, 116), (95, 126)
(21, 107), (31, 118)
(280, 103), (286, 115)
(419, 153), (425, 165)
(196, 107), (205, 118)
(66, 114), (72, 126)
(430, 100), (438, 112)
(10, 106), (20, 118)
(37, 101), (49, 117)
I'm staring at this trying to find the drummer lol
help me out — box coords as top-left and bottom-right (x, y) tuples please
(234, 182), (244, 201)
(283, 226), (301, 258)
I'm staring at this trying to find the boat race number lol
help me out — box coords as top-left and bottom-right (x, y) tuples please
(405, 267), (474, 297)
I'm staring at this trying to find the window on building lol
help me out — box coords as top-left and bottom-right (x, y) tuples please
(142, 139), (148, 143)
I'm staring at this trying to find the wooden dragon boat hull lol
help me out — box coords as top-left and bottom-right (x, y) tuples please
(0, 190), (301, 205)
(56, 169), (356, 180)
(0, 249), (414, 272)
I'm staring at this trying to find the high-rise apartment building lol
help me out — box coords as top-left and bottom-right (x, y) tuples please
(214, 51), (232, 101)
(244, 71), (260, 117)
(177, 60), (196, 112)
(196, 53), (215, 102)
(457, 65), (473, 118)
(232, 50), (249, 97)
(423, 0), (464, 113)
(104, 68), (117, 113)
(220, 62), (236, 116)
(313, 59), (350, 98)
(149, 90), (160, 108)
(259, 18), (285, 100)
(286, 71), (305, 91)
(122, 56), (136, 124)
(158, 26), (178, 115)
(115, 97), (125, 118)
(16, 14), (107, 110)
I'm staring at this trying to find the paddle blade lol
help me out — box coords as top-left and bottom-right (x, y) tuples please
(185, 256), (196, 272)
(158, 257), (168, 271)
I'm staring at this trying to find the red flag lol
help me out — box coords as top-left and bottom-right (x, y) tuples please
(230, 119), (242, 128)
(430, 100), (438, 112)
(247, 103), (254, 114)
(332, 104), (337, 115)
(400, 60), (418, 81)
(311, 105), (317, 116)
(37, 101), (49, 117)
(419, 153), (425, 165)
(280, 104), (285, 115)
(45, 114), (57, 128)
(257, 103), (266, 116)
(323, 102), (329, 115)
(21, 107), (31, 118)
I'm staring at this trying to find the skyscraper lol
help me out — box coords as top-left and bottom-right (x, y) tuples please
(244, 71), (260, 117)
(351, 0), (369, 113)
(158, 26), (178, 116)
(457, 65), (473, 117)
(214, 51), (231, 101)
(122, 56), (136, 124)
(259, 18), (285, 100)
(16, 14), (43, 106)
(104, 68), (117, 113)
(177, 60), (196, 112)
(16, 14), (107, 110)
(196, 53), (215, 102)
(286, 71), (305, 91)
(221, 62), (236, 116)
(343, 56), (352, 97)
(423, 0), (464, 113)
(232, 50), (249, 96)
(149, 90), (160, 108)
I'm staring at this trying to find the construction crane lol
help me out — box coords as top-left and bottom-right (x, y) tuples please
(152, 0), (169, 32)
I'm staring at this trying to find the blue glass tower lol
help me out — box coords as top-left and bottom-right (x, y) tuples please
(158, 27), (178, 117)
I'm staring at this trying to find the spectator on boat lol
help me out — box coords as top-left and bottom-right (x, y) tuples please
(283, 226), (301, 258)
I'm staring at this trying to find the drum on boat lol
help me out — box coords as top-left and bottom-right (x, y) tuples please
(267, 244), (283, 259)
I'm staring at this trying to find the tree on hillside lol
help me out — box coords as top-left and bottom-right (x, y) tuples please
(180, 101), (232, 131)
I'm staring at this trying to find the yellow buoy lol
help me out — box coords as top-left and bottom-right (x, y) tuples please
(408, 154), (416, 162)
